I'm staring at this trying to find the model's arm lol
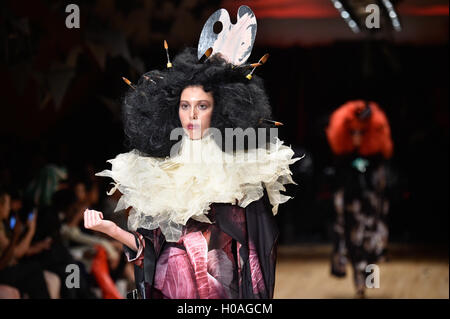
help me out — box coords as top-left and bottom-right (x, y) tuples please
(83, 209), (137, 252)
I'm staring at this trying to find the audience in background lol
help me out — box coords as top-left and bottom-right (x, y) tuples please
(0, 158), (135, 299)
(0, 187), (54, 298)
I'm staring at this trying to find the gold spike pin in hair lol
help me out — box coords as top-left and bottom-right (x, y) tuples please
(259, 118), (283, 126)
(122, 77), (136, 90)
(164, 40), (172, 68)
(199, 47), (213, 63)
(246, 53), (269, 80)
(234, 63), (255, 70)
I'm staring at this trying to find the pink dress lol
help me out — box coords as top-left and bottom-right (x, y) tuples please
(124, 193), (278, 299)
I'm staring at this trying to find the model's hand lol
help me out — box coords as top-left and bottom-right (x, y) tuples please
(83, 209), (116, 236)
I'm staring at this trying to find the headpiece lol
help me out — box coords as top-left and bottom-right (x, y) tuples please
(197, 5), (257, 66)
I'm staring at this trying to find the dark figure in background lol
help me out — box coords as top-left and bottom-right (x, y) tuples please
(325, 100), (393, 298)
(276, 147), (314, 244)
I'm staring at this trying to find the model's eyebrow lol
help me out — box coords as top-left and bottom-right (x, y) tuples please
(179, 100), (211, 104)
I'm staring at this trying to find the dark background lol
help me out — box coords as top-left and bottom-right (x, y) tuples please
(0, 0), (448, 246)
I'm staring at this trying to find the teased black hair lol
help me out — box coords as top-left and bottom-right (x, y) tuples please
(122, 47), (273, 157)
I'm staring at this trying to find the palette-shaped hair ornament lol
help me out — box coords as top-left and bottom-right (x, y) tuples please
(197, 5), (257, 66)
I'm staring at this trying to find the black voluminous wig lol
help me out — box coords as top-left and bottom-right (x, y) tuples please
(122, 47), (273, 157)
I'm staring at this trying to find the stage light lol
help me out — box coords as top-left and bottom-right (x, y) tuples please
(334, 1), (343, 9)
(331, 0), (360, 33)
(382, 0), (402, 31)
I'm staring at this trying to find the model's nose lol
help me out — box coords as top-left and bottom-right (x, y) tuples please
(190, 107), (198, 120)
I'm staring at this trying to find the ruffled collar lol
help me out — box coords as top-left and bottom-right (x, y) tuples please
(96, 133), (301, 242)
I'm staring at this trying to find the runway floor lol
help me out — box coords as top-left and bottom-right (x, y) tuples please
(274, 244), (449, 299)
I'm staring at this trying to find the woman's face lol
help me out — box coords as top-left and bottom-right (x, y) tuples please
(179, 85), (214, 140)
